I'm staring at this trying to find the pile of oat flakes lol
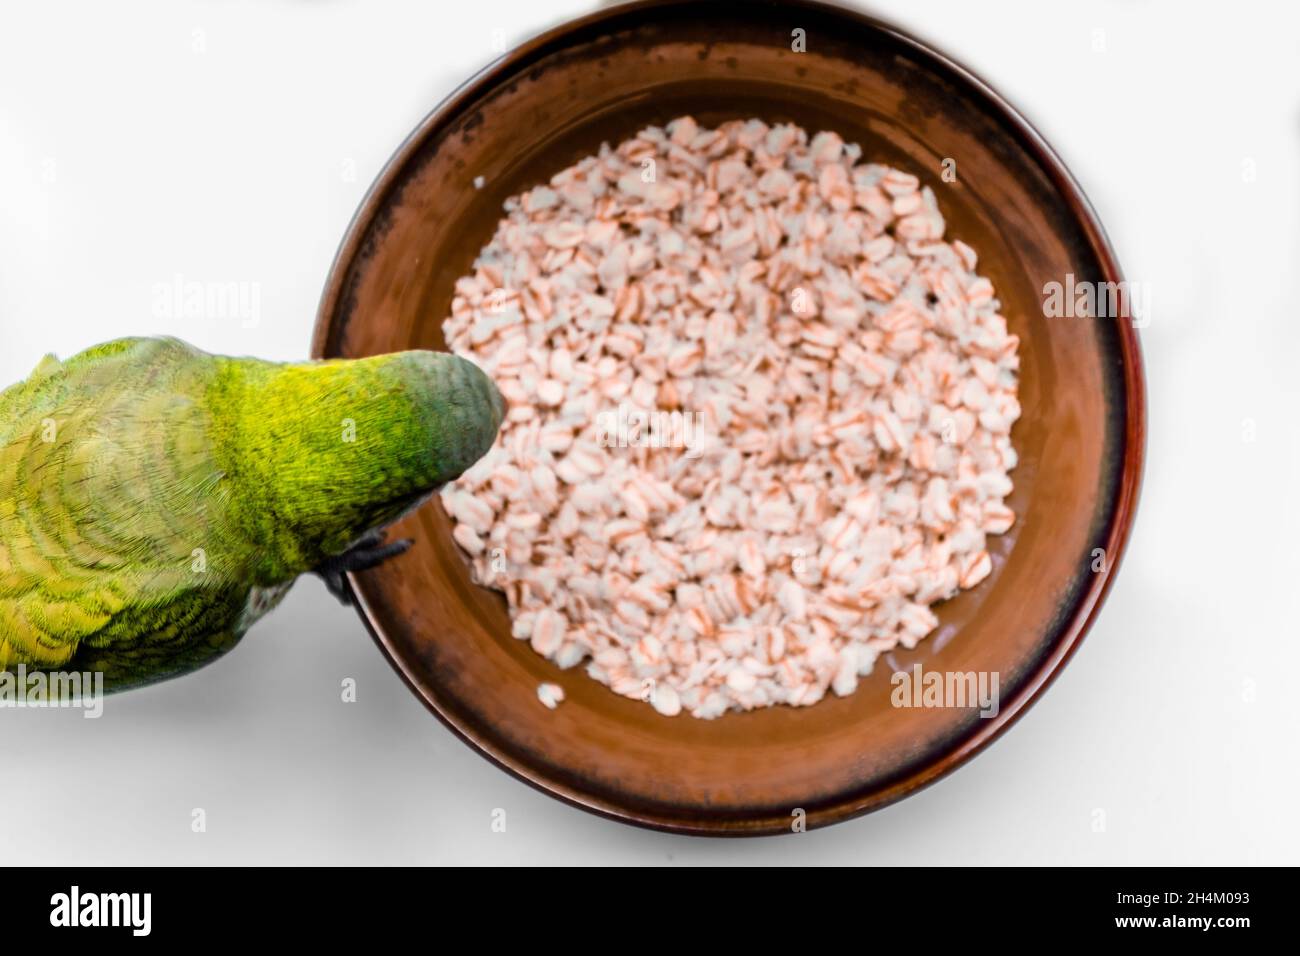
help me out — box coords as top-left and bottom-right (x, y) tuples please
(441, 116), (1020, 718)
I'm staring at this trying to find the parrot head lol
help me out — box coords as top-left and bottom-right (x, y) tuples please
(213, 347), (505, 584)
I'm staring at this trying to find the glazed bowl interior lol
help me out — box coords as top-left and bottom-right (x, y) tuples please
(313, 0), (1142, 834)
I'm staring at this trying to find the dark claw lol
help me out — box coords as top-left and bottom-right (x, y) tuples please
(313, 535), (414, 605)
(318, 568), (352, 605)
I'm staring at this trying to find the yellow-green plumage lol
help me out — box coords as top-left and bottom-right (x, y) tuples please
(0, 336), (502, 692)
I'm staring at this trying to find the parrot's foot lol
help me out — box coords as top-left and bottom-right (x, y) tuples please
(314, 532), (414, 605)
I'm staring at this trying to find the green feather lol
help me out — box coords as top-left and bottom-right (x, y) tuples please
(0, 336), (502, 692)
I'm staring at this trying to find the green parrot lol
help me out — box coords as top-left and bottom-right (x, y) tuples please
(0, 336), (503, 693)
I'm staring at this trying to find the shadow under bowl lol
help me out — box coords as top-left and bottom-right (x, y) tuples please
(312, 0), (1145, 835)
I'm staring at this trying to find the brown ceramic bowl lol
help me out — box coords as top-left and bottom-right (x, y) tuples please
(312, 0), (1145, 835)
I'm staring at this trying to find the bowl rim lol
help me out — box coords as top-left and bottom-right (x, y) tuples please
(311, 0), (1147, 836)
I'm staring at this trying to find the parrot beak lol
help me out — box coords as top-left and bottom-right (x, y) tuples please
(412, 351), (504, 484)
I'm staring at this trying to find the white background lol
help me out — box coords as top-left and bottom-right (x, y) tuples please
(2, 0), (1297, 865)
